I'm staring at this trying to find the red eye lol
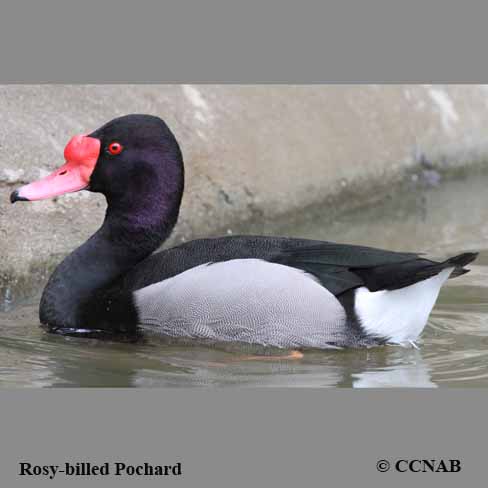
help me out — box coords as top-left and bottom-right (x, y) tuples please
(108, 142), (123, 155)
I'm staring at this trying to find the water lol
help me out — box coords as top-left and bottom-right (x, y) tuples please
(2, 171), (488, 388)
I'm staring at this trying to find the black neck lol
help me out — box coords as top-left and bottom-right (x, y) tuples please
(39, 181), (182, 331)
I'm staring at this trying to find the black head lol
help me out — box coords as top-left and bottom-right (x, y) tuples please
(11, 114), (185, 232)
(88, 115), (184, 207)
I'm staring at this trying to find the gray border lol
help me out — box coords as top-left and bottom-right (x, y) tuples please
(1, 389), (486, 487)
(2, 0), (488, 486)
(1, 0), (488, 82)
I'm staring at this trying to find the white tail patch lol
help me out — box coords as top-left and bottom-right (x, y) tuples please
(354, 268), (453, 344)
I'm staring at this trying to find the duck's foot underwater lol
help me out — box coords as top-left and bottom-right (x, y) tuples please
(203, 349), (305, 368)
(233, 350), (305, 361)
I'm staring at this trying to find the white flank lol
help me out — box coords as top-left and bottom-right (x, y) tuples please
(354, 268), (453, 344)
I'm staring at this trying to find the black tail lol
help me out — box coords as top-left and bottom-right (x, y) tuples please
(272, 241), (478, 294)
(445, 252), (478, 278)
(351, 251), (479, 291)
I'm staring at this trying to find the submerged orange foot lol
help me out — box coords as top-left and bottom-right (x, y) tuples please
(205, 350), (304, 368)
(237, 350), (304, 361)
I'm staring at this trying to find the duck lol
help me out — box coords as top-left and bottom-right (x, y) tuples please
(10, 114), (478, 349)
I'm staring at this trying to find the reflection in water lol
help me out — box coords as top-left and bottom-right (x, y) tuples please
(352, 349), (437, 388)
(2, 171), (488, 387)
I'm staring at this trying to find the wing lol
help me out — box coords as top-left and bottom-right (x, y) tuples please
(113, 235), (476, 296)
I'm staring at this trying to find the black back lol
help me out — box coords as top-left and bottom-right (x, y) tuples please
(112, 235), (476, 297)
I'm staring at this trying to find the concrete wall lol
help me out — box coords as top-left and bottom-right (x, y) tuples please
(2, 85), (488, 301)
